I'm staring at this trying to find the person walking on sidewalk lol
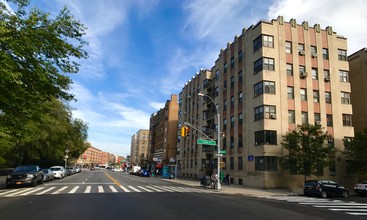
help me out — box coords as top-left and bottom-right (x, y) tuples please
(211, 172), (218, 189)
(224, 174), (230, 185)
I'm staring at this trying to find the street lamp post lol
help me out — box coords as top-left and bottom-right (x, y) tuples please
(198, 92), (221, 190)
(65, 149), (69, 169)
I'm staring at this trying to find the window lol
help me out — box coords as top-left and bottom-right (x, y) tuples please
(230, 76), (235, 88)
(223, 80), (227, 91)
(322, 48), (329, 60)
(342, 114), (352, 126)
(300, 88), (307, 101)
(324, 70), (330, 80)
(238, 113), (243, 124)
(288, 110), (295, 124)
(286, 63), (293, 76)
(263, 57), (275, 71)
(253, 35), (274, 52)
(255, 130), (277, 145)
(230, 96), (234, 107)
(301, 112), (308, 124)
(238, 157), (243, 170)
(230, 116), (234, 128)
(254, 57), (275, 73)
(255, 156), (277, 171)
(223, 99), (227, 111)
(344, 137), (353, 151)
(288, 87), (294, 99)
(263, 35), (274, 48)
(254, 58), (262, 74)
(230, 157), (234, 170)
(298, 44), (305, 54)
(238, 51), (243, 63)
(254, 81), (275, 97)
(325, 92), (331, 103)
(311, 46), (317, 57)
(339, 70), (349, 82)
(254, 106), (264, 121)
(299, 65), (306, 74)
(327, 114), (333, 126)
(230, 57), (235, 69)
(215, 87), (219, 96)
(238, 135), (243, 147)
(224, 63), (227, 73)
(264, 81), (275, 94)
(313, 90), (319, 102)
(215, 69), (220, 80)
(238, 71), (243, 82)
(314, 113), (321, 124)
(253, 35), (262, 52)
(285, 41), (292, 53)
(341, 92), (351, 104)
(338, 49), (347, 61)
(230, 136), (234, 148)
(311, 68), (318, 80)
(238, 91), (243, 103)
(254, 82), (263, 97)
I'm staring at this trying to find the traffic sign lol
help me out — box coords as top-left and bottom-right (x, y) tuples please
(197, 139), (217, 145)
(219, 150), (227, 154)
(215, 154), (223, 157)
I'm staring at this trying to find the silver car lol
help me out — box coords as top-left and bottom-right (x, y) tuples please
(50, 166), (66, 179)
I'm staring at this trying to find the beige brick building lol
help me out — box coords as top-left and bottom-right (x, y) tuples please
(348, 48), (367, 133)
(130, 129), (150, 166)
(148, 95), (178, 171)
(177, 17), (356, 189)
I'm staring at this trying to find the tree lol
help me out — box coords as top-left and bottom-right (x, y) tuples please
(281, 123), (332, 182)
(0, 0), (88, 119)
(343, 127), (367, 175)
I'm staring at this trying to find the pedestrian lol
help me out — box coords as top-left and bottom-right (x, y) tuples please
(211, 172), (217, 189)
(225, 174), (230, 185)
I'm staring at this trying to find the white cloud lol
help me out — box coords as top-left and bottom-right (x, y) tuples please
(150, 102), (165, 110)
(268, 0), (367, 54)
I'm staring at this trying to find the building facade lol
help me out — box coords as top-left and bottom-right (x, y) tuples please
(177, 16), (355, 189)
(348, 48), (367, 133)
(148, 94), (178, 172)
(130, 129), (150, 166)
(78, 146), (102, 166)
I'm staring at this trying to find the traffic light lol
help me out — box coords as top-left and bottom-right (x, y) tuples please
(181, 126), (190, 137)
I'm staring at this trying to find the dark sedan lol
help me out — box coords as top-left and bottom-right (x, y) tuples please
(304, 179), (349, 198)
(6, 165), (44, 187)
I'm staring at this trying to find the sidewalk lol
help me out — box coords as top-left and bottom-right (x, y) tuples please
(161, 178), (298, 197)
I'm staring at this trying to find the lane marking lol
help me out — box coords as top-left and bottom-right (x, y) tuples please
(128, 186), (141, 192)
(5, 188), (34, 197)
(21, 187), (45, 196)
(119, 185), (130, 192)
(103, 172), (122, 187)
(36, 187), (56, 195)
(137, 186), (153, 192)
(84, 186), (91, 193)
(109, 186), (118, 193)
(68, 186), (80, 194)
(51, 186), (68, 194)
(98, 185), (104, 193)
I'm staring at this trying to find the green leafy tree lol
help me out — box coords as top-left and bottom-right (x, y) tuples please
(281, 123), (332, 182)
(0, 0), (88, 119)
(343, 128), (367, 175)
(0, 0), (88, 165)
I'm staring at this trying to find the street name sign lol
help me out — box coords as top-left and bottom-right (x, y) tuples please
(197, 139), (217, 145)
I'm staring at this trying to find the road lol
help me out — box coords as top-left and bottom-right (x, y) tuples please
(0, 170), (366, 220)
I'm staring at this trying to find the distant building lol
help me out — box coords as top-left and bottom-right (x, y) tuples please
(78, 146), (102, 166)
(130, 129), (150, 166)
(148, 94), (178, 172)
(348, 48), (367, 133)
(177, 16), (355, 189)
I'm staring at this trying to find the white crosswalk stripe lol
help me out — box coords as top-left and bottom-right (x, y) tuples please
(258, 195), (367, 216)
(0, 184), (216, 197)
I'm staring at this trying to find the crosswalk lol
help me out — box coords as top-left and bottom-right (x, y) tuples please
(0, 184), (216, 198)
(258, 195), (367, 217)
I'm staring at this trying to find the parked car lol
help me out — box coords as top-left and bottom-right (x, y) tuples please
(6, 165), (44, 187)
(138, 169), (150, 177)
(50, 166), (66, 179)
(75, 166), (81, 173)
(42, 169), (54, 182)
(354, 181), (367, 196)
(304, 180), (349, 198)
(66, 167), (75, 175)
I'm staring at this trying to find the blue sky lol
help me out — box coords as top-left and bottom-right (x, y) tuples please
(12, 0), (367, 157)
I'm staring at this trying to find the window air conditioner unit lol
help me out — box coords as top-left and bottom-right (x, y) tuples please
(311, 53), (317, 58)
(270, 113), (277, 119)
(299, 50), (305, 56)
(324, 76), (330, 82)
(316, 121), (321, 125)
(300, 71), (308, 78)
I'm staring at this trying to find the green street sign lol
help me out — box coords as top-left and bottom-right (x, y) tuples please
(219, 150), (227, 154)
(197, 139), (217, 146)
